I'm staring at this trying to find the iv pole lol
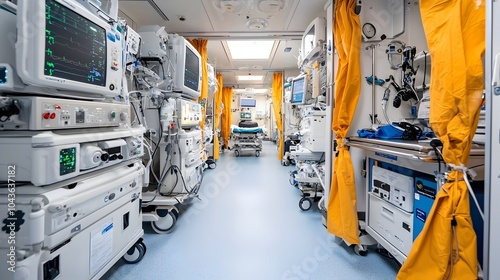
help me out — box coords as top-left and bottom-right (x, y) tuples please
(366, 43), (380, 128)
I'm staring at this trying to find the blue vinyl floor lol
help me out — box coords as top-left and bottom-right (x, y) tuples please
(104, 141), (400, 280)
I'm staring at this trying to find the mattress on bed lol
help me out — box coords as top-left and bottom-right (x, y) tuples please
(231, 125), (265, 133)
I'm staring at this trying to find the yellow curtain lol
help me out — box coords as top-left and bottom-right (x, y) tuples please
(187, 39), (209, 129)
(213, 73), (223, 159)
(221, 87), (233, 149)
(397, 1), (485, 279)
(326, 0), (362, 245)
(271, 72), (284, 160)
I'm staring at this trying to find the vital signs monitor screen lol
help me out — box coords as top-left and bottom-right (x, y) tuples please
(45, 0), (107, 87)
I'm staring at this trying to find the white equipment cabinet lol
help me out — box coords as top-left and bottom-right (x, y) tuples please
(349, 137), (485, 264)
(0, 161), (146, 280)
(300, 111), (326, 152)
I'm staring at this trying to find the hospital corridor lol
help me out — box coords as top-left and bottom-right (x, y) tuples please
(0, 0), (499, 279)
(104, 141), (399, 280)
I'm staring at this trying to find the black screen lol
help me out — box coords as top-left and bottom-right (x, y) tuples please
(184, 46), (200, 91)
(45, 0), (107, 86)
(0, 67), (6, 84)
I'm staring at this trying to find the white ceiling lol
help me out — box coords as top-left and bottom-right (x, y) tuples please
(118, 0), (328, 91)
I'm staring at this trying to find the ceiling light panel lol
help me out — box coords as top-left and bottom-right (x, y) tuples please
(227, 41), (275, 60)
(237, 75), (264, 81)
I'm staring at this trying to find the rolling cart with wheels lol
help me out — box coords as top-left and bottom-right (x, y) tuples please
(230, 124), (265, 157)
(122, 238), (147, 264)
(142, 194), (184, 234)
(296, 180), (323, 211)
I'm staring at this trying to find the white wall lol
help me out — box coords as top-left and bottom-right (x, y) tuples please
(119, 10), (138, 30)
(232, 95), (272, 128)
(285, 69), (301, 82)
(348, 3), (428, 211)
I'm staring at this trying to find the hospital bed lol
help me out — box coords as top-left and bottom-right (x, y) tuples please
(230, 123), (266, 157)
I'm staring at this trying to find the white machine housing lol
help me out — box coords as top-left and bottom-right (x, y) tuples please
(371, 165), (414, 213)
(158, 129), (203, 195)
(300, 17), (326, 67)
(0, 96), (129, 130)
(0, 161), (143, 250)
(165, 34), (202, 100)
(15, 0), (123, 98)
(138, 25), (169, 59)
(125, 25), (141, 68)
(0, 127), (145, 186)
(300, 111), (326, 152)
(368, 193), (414, 256)
(75, 0), (119, 22)
(177, 98), (202, 127)
(0, 9), (25, 92)
(0, 162), (144, 280)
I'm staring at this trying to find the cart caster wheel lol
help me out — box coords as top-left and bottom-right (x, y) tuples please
(299, 197), (312, 211)
(171, 207), (179, 220)
(122, 242), (146, 264)
(354, 244), (368, 256)
(284, 160), (290, 166)
(139, 240), (147, 255)
(234, 150), (240, 157)
(289, 171), (298, 187)
(151, 211), (177, 234)
(255, 151), (260, 157)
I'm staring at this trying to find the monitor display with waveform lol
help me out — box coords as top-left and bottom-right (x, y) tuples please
(44, 0), (107, 87)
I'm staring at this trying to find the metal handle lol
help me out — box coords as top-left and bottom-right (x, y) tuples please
(347, 142), (435, 162)
(493, 53), (500, 95)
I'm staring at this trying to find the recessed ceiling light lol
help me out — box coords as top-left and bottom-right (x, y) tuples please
(237, 75), (264, 81)
(257, 0), (286, 14)
(245, 18), (269, 30)
(227, 41), (275, 60)
(251, 88), (269, 93)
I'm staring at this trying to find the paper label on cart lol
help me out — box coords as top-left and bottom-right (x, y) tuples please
(416, 208), (427, 223)
(90, 220), (114, 277)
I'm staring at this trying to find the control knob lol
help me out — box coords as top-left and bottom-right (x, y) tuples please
(120, 112), (129, 121)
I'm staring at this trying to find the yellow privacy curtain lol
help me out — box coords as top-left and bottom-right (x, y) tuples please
(326, 0), (362, 245)
(213, 73), (223, 159)
(221, 87), (233, 149)
(397, 1), (485, 279)
(271, 72), (284, 160)
(187, 39), (209, 129)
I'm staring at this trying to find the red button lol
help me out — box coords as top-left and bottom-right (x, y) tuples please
(50, 113), (56, 119)
(43, 112), (50, 119)
(54, 105), (61, 109)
